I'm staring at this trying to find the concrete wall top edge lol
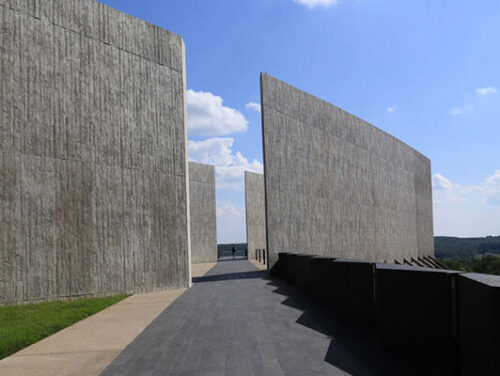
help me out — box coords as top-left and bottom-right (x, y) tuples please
(334, 258), (375, 265)
(189, 162), (216, 183)
(460, 273), (500, 287)
(376, 263), (459, 274)
(260, 73), (430, 163)
(245, 171), (265, 190)
(245, 171), (264, 178)
(3, 0), (184, 70)
(190, 161), (216, 169)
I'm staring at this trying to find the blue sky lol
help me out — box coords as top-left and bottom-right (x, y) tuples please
(100, 0), (500, 242)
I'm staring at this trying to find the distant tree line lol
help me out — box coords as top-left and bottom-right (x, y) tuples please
(434, 235), (500, 276)
(478, 242), (500, 252)
(435, 236), (500, 260)
(440, 256), (500, 276)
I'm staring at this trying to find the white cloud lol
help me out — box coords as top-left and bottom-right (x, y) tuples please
(450, 104), (473, 116)
(218, 202), (245, 218)
(294, 0), (338, 9)
(216, 201), (246, 244)
(479, 170), (500, 206)
(246, 102), (261, 113)
(188, 137), (263, 190)
(432, 173), (454, 190)
(386, 107), (396, 113)
(433, 171), (500, 237)
(476, 87), (497, 96)
(187, 90), (248, 136)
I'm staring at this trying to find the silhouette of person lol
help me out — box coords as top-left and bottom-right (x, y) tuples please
(231, 245), (237, 260)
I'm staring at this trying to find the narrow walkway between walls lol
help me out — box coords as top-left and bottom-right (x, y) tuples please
(100, 258), (441, 376)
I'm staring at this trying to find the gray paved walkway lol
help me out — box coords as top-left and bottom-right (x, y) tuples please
(100, 258), (440, 376)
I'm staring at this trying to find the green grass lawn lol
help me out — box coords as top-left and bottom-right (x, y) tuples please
(0, 295), (129, 360)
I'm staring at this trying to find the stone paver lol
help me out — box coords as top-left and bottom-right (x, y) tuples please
(100, 258), (440, 376)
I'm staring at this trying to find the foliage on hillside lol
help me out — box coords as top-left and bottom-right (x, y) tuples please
(440, 256), (500, 276)
(435, 236), (500, 260)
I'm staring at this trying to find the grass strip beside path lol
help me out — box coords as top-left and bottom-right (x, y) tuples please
(0, 295), (129, 360)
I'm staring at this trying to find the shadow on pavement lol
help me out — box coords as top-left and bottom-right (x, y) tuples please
(192, 270), (267, 283)
(267, 279), (445, 376)
(216, 257), (248, 262)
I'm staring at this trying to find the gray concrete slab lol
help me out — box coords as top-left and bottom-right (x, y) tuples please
(375, 264), (460, 374)
(457, 273), (500, 375)
(260, 74), (434, 268)
(0, 0), (190, 304)
(100, 258), (443, 376)
(245, 171), (267, 263)
(189, 162), (217, 264)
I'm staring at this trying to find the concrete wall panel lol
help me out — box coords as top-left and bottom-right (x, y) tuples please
(457, 273), (500, 375)
(375, 264), (459, 373)
(0, 0), (190, 304)
(245, 171), (266, 261)
(261, 74), (434, 267)
(189, 162), (217, 264)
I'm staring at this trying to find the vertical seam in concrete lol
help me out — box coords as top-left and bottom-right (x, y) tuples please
(245, 172), (249, 256)
(181, 37), (192, 287)
(259, 73), (270, 270)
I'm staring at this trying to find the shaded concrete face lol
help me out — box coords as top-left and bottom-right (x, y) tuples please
(189, 162), (217, 264)
(260, 74), (434, 267)
(457, 273), (500, 375)
(245, 172), (267, 261)
(375, 264), (459, 373)
(0, 0), (190, 304)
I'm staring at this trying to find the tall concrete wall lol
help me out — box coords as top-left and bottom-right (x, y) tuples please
(0, 0), (191, 304)
(245, 171), (267, 261)
(261, 74), (434, 268)
(189, 162), (217, 264)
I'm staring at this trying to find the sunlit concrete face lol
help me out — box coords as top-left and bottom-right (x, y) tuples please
(245, 171), (267, 261)
(261, 74), (434, 268)
(0, 0), (190, 304)
(189, 162), (217, 264)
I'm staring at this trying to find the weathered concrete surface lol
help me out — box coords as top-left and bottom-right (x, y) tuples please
(245, 171), (267, 262)
(260, 74), (434, 268)
(0, 0), (190, 304)
(189, 162), (217, 264)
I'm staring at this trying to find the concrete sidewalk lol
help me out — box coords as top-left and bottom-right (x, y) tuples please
(0, 263), (216, 376)
(248, 258), (268, 270)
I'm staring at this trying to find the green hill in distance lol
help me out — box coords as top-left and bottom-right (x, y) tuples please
(435, 236), (500, 276)
(214, 237), (500, 275)
(435, 235), (500, 260)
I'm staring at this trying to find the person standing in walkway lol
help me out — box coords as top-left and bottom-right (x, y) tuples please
(231, 245), (237, 259)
